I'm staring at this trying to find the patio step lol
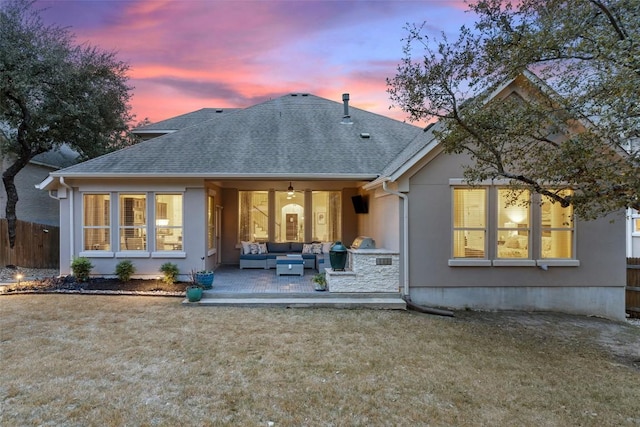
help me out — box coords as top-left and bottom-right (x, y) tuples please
(184, 291), (406, 309)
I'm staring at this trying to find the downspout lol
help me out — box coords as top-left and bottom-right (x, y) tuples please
(382, 180), (409, 297)
(59, 177), (74, 261)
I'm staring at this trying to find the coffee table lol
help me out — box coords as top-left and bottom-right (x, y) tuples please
(276, 254), (304, 276)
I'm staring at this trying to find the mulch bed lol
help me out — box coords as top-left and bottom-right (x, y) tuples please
(1, 276), (189, 296)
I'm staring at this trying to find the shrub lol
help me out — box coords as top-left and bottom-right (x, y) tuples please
(71, 257), (93, 282)
(115, 260), (135, 282)
(160, 262), (179, 285)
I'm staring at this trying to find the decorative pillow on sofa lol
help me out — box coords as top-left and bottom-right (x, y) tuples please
(302, 243), (314, 254)
(322, 242), (332, 253)
(311, 243), (323, 254)
(258, 243), (268, 254)
(241, 241), (252, 254)
(249, 243), (260, 254)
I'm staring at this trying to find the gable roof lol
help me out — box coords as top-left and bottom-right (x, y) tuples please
(372, 72), (554, 186)
(132, 108), (241, 139)
(53, 93), (422, 179)
(31, 144), (79, 169)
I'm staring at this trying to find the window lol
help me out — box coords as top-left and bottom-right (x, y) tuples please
(452, 188), (487, 258)
(312, 191), (341, 242)
(275, 189), (305, 242)
(452, 185), (575, 263)
(155, 194), (183, 251)
(632, 209), (640, 235)
(238, 191), (269, 242)
(120, 194), (147, 251)
(83, 194), (110, 251)
(497, 189), (530, 259)
(207, 194), (215, 250)
(540, 190), (574, 258)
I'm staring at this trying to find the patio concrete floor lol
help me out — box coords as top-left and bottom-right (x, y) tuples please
(186, 265), (406, 309)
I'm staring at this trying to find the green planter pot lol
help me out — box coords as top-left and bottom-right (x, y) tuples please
(195, 272), (214, 289)
(186, 286), (203, 302)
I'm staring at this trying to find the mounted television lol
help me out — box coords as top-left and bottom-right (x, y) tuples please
(351, 195), (368, 214)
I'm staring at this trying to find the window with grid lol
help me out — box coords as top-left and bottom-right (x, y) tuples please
(155, 194), (183, 251)
(496, 189), (530, 259)
(452, 188), (487, 258)
(83, 194), (110, 251)
(119, 194), (147, 251)
(540, 190), (574, 259)
(238, 191), (269, 242)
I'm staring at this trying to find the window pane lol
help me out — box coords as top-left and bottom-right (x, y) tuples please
(120, 194), (147, 250)
(453, 188), (486, 258)
(497, 189), (530, 259)
(276, 190), (304, 242)
(84, 229), (111, 251)
(156, 194), (182, 251)
(542, 230), (573, 258)
(453, 188), (485, 228)
(541, 190), (574, 259)
(208, 195), (215, 250)
(83, 194), (110, 251)
(312, 191), (341, 242)
(238, 191), (269, 242)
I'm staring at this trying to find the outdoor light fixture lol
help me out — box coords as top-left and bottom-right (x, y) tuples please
(16, 273), (23, 284)
(287, 182), (294, 196)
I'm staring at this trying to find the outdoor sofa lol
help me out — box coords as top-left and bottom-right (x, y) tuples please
(239, 241), (331, 272)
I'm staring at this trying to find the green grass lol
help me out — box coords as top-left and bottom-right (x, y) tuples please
(1, 295), (638, 426)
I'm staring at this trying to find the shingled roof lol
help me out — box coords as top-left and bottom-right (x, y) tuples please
(53, 93), (422, 179)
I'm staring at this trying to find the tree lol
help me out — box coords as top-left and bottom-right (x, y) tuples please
(388, 0), (639, 219)
(1, 0), (134, 247)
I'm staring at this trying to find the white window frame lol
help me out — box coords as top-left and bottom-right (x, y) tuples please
(449, 180), (578, 267)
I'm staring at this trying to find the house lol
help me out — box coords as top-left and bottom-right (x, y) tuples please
(1, 144), (78, 226)
(37, 79), (627, 320)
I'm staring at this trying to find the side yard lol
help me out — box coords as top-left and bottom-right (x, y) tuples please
(1, 295), (638, 426)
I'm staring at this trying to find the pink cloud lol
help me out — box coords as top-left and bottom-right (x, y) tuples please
(37, 0), (472, 128)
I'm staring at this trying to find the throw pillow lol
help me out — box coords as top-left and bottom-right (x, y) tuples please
(258, 243), (268, 254)
(302, 243), (313, 254)
(249, 243), (260, 254)
(241, 241), (252, 255)
(322, 242), (332, 253)
(311, 243), (323, 254)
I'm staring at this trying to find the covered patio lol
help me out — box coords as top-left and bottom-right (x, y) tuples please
(188, 265), (406, 309)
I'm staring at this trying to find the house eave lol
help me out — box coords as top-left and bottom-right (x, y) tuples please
(48, 172), (378, 181)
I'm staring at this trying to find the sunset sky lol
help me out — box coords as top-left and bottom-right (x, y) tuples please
(36, 0), (476, 126)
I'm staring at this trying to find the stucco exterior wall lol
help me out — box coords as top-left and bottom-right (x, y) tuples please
(360, 188), (401, 252)
(406, 151), (627, 320)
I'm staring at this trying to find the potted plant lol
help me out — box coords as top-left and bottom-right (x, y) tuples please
(185, 269), (204, 302)
(194, 257), (214, 289)
(311, 272), (327, 291)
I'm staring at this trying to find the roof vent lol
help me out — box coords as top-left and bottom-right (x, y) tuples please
(302, 93), (309, 96)
(291, 93), (298, 97)
(216, 109), (224, 113)
(341, 93), (352, 124)
(360, 133), (370, 139)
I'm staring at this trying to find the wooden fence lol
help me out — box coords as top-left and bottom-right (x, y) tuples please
(627, 258), (640, 318)
(0, 219), (59, 269)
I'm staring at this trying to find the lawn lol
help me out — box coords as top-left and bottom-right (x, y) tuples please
(1, 295), (638, 426)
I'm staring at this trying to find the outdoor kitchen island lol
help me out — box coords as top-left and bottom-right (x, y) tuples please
(326, 248), (400, 293)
